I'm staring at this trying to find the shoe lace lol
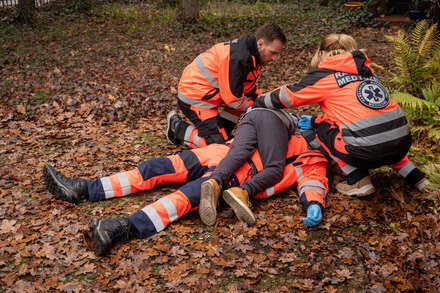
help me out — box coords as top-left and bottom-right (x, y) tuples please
(246, 198), (252, 208)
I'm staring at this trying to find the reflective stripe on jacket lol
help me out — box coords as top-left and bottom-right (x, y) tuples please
(178, 36), (262, 111)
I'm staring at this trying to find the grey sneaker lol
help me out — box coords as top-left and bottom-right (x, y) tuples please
(336, 176), (375, 197)
(415, 178), (430, 192)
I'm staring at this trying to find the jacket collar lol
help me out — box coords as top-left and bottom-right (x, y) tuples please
(246, 35), (261, 66)
(318, 50), (374, 76)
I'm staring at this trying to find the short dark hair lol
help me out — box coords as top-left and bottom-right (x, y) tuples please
(255, 23), (287, 45)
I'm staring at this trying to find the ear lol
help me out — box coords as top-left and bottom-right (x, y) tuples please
(257, 39), (265, 50)
(320, 51), (331, 62)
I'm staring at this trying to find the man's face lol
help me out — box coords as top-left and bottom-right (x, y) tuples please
(257, 38), (284, 66)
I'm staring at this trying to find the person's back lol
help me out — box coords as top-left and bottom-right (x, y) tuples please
(299, 51), (412, 164)
(178, 37), (261, 108)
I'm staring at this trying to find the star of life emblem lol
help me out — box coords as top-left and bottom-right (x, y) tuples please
(356, 80), (390, 109)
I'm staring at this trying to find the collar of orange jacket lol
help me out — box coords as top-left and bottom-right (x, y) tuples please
(246, 35), (261, 66)
(318, 50), (375, 77)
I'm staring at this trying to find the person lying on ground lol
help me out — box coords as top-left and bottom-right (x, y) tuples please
(251, 33), (430, 196)
(199, 107), (298, 226)
(166, 22), (286, 149)
(43, 134), (331, 256)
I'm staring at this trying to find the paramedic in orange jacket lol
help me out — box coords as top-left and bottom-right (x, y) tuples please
(43, 135), (331, 255)
(166, 23), (286, 149)
(252, 34), (429, 196)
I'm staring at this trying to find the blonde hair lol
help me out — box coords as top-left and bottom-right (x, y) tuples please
(310, 34), (358, 68)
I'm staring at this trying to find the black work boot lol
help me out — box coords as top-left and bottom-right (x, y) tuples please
(43, 164), (88, 204)
(92, 217), (136, 256)
(166, 110), (183, 145)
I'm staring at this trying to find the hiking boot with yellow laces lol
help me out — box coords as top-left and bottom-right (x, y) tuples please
(222, 187), (256, 225)
(336, 176), (375, 197)
(199, 179), (221, 226)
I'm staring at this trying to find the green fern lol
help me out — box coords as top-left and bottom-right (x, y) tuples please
(383, 20), (440, 98)
(410, 19), (428, 46)
(421, 83), (440, 104)
(430, 128), (440, 141)
(378, 21), (440, 143)
(421, 161), (440, 190)
(391, 92), (431, 110)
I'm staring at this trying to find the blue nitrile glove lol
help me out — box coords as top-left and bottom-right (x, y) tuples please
(298, 115), (313, 130)
(246, 106), (253, 113)
(302, 204), (322, 227)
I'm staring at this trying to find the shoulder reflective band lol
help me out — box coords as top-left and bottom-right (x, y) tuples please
(196, 55), (219, 89)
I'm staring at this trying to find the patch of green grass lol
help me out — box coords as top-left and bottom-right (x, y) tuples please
(75, 272), (99, 284)
(90, 3), (176, 27)
(349, 225), (368, 234)
(33, 89), (49, 104)
(45, 25), (70, 42)
(15, 47), (25, 58)
(152, 265), (162, 272)
(21, 189), (39, 201)
(256, 274), (283, 289)
(139, 154), (153, 161)
(196, 1), (354, 44)
(3, 80), (12, 90)
(0, 24), (20, 43)
(136, 132), (165, 146)
(109, 4), (144, 22)
(389, 222), (402, 232)
(102, 46), (119, 57)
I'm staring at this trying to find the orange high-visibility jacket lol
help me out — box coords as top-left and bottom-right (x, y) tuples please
(178, 36), (262, 111)
(253, 51), (411, 161)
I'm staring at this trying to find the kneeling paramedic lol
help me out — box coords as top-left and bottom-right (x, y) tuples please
(166, 23), (286, 149)
(252, 33), (430, 196)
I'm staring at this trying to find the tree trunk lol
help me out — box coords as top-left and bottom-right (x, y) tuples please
(18, 0), (35, 23)
(434, 1), (440, 33)
(179, 0), (198, 22)
(378, 0), (386, 14)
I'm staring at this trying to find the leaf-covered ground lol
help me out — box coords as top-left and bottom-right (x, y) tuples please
(1, 2), (439, 292)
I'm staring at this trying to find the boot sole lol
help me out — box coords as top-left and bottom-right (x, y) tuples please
(92, 219), (110, 256)
(336, 183), (375, 197)
(222, 190), (256, 226)
(43, 164), (77, 204)
(166, 110), (180, 145)
(199, 181), (217, 226)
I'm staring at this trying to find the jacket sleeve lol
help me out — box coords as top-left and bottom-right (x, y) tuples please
(217, 57), (252, 110)
(244, 85), (261, 101)
(252, 69), (334, 109)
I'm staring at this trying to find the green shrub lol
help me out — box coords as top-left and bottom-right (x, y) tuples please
(375, 20), (440, 142)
